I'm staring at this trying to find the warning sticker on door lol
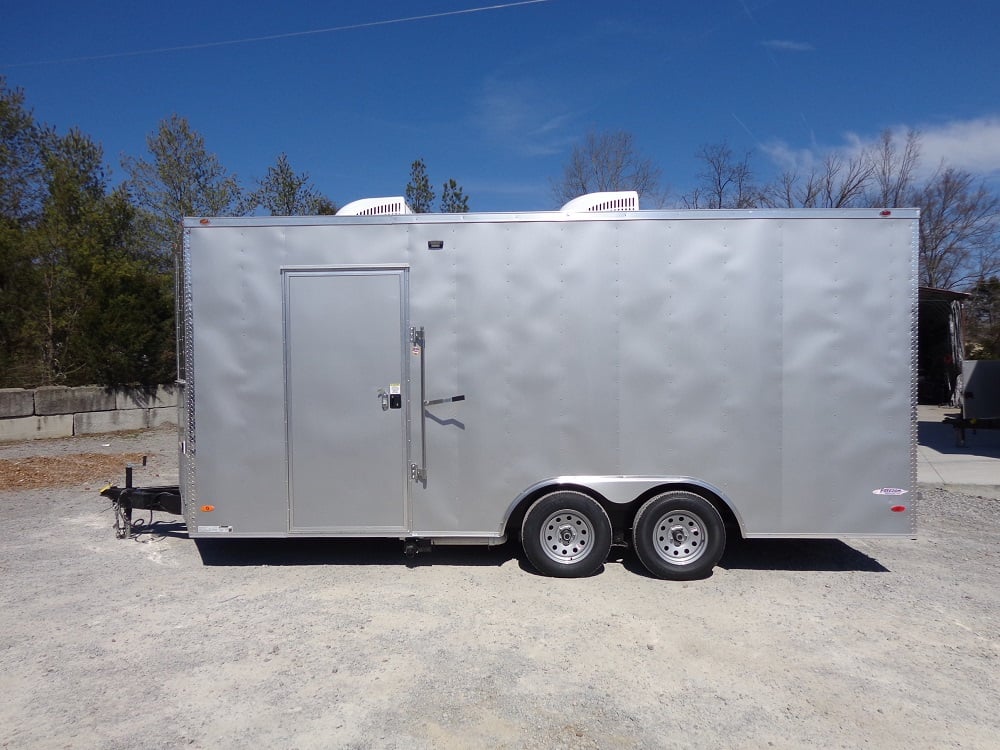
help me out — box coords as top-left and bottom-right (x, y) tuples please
(389, 384), (401, 395)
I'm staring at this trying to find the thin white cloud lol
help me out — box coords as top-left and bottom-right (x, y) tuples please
(761, 140), (823, 173)
(471, 78), (578, 157)
(760, 39), (815, 53)
(763, 116), (1000, 180)
(912, 118), (1000, 176)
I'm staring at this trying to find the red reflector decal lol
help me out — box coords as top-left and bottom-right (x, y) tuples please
(890, 505), (906, 512)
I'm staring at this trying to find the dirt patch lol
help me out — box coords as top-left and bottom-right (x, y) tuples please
(0, 452), (146, 490)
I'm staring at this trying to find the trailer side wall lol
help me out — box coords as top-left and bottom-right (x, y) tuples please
(181, 210), (917, 539)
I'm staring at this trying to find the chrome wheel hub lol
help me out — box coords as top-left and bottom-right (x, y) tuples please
(652, 511), (708, 565)
(539, 510), (593, 565)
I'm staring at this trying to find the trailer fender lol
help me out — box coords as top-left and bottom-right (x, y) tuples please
(500, 476), (746, 539)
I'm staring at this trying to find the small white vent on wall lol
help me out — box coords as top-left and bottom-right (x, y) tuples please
(560, 191), (639, 212)
(336, 197), (414, 216)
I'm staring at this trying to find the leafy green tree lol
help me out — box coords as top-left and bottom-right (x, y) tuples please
(405, 158), (470, 213)
(313, 196), (338, 215)
(25, 129), (109, 383)
(440, 178), (469, 213)
(122, 114), (244, 260)
(17, 129), (174, 386)
(0, 82), (176, 387)
(405, 158), (435, 213)
(74, 191), (175, 386)
(247, 153), (336, 215)
(0, 76), (50, 224)
(0, 77), (47, 383)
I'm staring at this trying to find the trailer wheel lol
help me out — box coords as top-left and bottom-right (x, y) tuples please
(632, 491), (726, 580)
(521, 491), (612, 578)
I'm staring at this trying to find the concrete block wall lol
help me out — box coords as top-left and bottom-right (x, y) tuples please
(0, 389), (35, 418)
(0, 385), (178, 442)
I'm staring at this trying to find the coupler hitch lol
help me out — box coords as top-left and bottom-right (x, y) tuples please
(101, 463), (181, 538)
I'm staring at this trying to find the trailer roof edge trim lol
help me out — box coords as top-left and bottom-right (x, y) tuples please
(184, 207), (920, 228)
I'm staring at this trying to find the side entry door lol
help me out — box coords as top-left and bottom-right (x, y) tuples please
(284, 267), (409, 533)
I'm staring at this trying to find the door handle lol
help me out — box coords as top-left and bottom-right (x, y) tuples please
(424, 395), (466, 406)
(377, 388), (389, 411)
(411, 326), (427, 484)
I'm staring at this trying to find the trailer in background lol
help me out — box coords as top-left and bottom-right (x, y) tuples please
(945, 359), (1000, 447)
(918, 286), (968, 406)
(105, 194), (919, 579)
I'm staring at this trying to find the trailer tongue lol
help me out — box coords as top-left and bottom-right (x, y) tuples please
(101, 484), (181, 538)
(101, 464), (181, 538)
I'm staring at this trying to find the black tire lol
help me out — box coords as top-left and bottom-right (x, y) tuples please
(521, 491), (612, 578)
(632, 491), (726, 580)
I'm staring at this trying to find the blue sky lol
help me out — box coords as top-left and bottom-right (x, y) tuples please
(2, 0), (999, 212)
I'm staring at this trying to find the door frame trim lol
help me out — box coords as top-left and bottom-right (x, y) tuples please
(281, 264), (411, 533)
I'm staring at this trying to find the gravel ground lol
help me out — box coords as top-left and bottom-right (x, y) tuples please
(1, 426), (998, 749)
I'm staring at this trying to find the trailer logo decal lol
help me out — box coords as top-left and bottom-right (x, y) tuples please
(872, 488), (908, 496)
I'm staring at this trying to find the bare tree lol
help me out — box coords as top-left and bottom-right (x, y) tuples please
(915, 167), (1000, 289)
(869, 129), (921, 208)
(766, 170), (798, 209)
(684, 142), (762, 208)
(552, 130), (663, 206)
(965, 276), (1000, 358)
(824, 151), (874, 207)
(682, 131), (998, 291)
(766, 151), (874, 208)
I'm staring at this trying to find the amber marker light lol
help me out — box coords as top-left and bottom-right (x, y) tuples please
(199, 218), (210, 225)
(201, 505), (215, 512)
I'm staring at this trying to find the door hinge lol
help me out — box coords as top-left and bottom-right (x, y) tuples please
(410, 463), (427, 483)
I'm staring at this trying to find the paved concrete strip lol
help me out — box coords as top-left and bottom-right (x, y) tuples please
(917, 404), (1000, 487)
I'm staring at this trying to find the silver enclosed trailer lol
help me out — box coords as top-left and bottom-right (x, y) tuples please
(171, 196), (918, 579)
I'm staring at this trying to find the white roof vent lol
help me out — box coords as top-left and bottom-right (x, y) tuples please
(560, 191), (639, 212)
(337, 197), (413, 216)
